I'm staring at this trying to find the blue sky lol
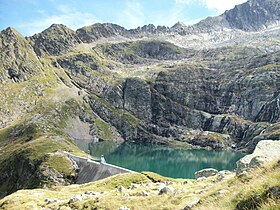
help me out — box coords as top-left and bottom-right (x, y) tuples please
(0, 0), (247, 36)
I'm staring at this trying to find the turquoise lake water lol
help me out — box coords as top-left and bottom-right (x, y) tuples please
(85, 141), (245, 179)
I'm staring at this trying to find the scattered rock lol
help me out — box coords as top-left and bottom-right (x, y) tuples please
(130, 183), (140, 189)
(69, 194), (89, 203)
(145, 183), (154, 188)
(137, 190), (150, 196)
(269, 186), (280, 197)
(119, 206), (130, 210)
(213, 170), (235, 182)
(196, 177), (207, 182)
(195, 168), (218, 179)
(84, 191), (96, 196)
(165, 181), (174, 185)
(195, 189), (204, 194)
(44, 198), (57, 204)
(117, 186), (126, 193)
(174, 190), (183, 195)
(186, 193), (196, 197)
(159, 186), (174, 195)
(183, 180), (193, 185)
(59, 206), (72, 210)
(182, 188), (189, 193)
(218, 170), (232, 176)
(215, 189), (229, 196)
(183, 198), (201, 210)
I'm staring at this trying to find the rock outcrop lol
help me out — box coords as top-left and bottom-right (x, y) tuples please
(236, 140), (280, 173)
(30, 24), (81, 56)
(194, 168), (218, 179)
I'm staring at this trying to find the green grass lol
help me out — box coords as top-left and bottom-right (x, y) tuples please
(0, 134), (85, 196)
(194, 160), (280, 210)
(94, 173), (151, 190)
(94, 118), (114, 140)
(141, 172), (178, 183)
(0, 159), (279, 210)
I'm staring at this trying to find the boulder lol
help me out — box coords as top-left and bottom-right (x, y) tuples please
(69, 194), (90, 203)
(44, 198), (57, 204)
(136, 190), (150, 196)
(117, 186), (126, 193)
(183, 198), (200, 210)
(236, 140), (280, 173)
(215, 189), (229, 196)
(130, 183), (140, 190)
(195, 168), (218, 179)
(159, 186), (174, 195)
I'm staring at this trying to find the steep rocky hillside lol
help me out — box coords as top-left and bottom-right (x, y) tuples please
(0, 0), (280, 200)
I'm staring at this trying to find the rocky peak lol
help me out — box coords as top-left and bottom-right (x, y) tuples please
(129, 24), (171, 35)
(223, 0), (280, 31)
(0, 27), (24, 44)
(36, 23), (79, 38)
(139, 24), (156, 33)
(76, 23), (127, 43)
(171, 21), (186, 29)
(30, 24), (81, 56)
(170, 21), (188, 35)
(156, 25), (170, 33)
(186, 0), (280, 34)
(0, 27), (43, 82)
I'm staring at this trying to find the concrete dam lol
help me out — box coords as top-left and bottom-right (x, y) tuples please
(66, 153), (135, 184)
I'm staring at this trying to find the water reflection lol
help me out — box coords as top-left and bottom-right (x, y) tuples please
(88, 141), (245, 179)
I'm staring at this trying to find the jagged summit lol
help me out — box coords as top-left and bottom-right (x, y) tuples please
(0, 26), (24, 41)
(0, 0), (279, 54)
(30, 23), (81, 56)
(74, 0), (280, 42)
(171, 21), (187, 29)
(76, 23), (127, 43)
(1, 26), (19, 34)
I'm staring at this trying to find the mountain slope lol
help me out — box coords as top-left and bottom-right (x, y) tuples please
(0, 0), (280, 200)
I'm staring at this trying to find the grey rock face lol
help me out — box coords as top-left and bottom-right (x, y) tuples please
(236, 140), (280, 173)
(224, 0), (280, 31)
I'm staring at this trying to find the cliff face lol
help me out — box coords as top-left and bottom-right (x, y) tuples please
(224, 0), (280, 31)
(0, 0), (280, 197)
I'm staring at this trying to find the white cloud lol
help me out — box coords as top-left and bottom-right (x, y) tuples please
(19, 6), (99, 36)
(176, 0), (247, 13)
(118, 0), (145, 29)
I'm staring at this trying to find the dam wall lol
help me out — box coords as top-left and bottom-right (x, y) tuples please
(66, 153), (134, 184)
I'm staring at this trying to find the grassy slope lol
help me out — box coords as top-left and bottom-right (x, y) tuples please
(0, 54), (91, 196)
(0, 160), (279, 209)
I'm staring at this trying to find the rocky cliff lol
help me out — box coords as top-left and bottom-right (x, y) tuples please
(0, 0), (280, 198)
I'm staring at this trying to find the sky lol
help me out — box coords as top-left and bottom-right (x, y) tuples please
(0, 0), (247, 36)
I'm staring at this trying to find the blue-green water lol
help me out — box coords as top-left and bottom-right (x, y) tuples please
(88, 142), (245, 179)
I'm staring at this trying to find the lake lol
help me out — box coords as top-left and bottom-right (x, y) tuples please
(78, 141), (245, 179)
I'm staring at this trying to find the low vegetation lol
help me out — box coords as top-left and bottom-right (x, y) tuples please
(0, 159), (279, 209)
